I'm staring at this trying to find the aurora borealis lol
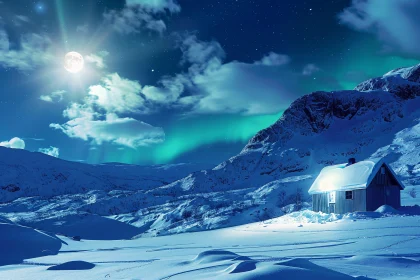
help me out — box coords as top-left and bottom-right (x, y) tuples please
(0, 0), (419, 165)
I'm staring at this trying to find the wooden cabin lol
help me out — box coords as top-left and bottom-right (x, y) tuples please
(308, 158), (404, 214)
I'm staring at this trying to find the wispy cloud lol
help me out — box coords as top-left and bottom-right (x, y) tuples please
(76, 24), (89, 33)
(39, 90), (66, 103)
(104, 6), (167, 35)
(103, 0), (181, 35)
(0, 29), (52, 71)
(302, 64), (320, 76)
(126, 0), (181, 13)
(13, 15), (30, 26)
(85, 51), (109, 69)
(339, 0), (420, 58)
(23, 137), (45, 141)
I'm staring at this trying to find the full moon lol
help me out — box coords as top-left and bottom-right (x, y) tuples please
(64, 51), (84, 73)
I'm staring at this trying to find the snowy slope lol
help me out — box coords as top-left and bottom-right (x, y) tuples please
(1, 212), (420, 279)
(0, 149), (212, 238)
(0, 147), (210, 202)
(1, 63), (420, 238)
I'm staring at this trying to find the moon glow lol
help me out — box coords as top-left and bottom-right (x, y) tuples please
(64, 51), (84, 73)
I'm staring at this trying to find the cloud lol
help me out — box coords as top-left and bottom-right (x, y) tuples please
(38, 146), (59, 158)
(51, 113), (164, 148)
(61, 102), (97, 120)
(0, 30), (8, 50)
(179, 35), (225, 65)
(14, 15), (30, 26)
(85, 51), (109, 69)
(126, 0), (181, 13)
(142, 73), (191, 103)
(0, 137), (25, 149)
(339, 0), (420, 58)
(190, 59), (301, 115)
(140, 34), (305, 115)
(39, 90), (66, 103)
(104, 0), (181, 35)
(51, 74), (164, 148)
(88, 73), (147, 114)
(104, 6), (167, 35)
(302, 63), (320, 76)
(255, 52), (291, 66)
(23, 138), (45, 141)
(76, 24), (89, 33)
(0, 29), (52, 71)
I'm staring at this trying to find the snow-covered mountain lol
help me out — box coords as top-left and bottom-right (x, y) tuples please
(1, 63), (420, 238)
(163, 64), (420, 191)
(0, 147), (210, 203)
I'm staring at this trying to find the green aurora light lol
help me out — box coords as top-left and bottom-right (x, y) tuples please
(87, 112), (283, 164)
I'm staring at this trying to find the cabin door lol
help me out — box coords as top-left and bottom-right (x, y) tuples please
(328, 191), (336, 214)
(328, 203), (335, 214)
(378, 186), (386, 206)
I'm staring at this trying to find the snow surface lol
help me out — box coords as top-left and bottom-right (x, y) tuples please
(1, 212), (420, 279)
(308, 159), (404, 194)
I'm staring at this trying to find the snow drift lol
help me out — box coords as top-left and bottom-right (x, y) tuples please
(0, 217), (62, 265)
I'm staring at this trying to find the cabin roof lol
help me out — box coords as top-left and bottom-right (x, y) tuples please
(308, 158), (405, 195)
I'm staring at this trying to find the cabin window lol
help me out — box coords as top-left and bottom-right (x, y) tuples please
(381, 167), (385, 175)
(345, 191), (353, 200)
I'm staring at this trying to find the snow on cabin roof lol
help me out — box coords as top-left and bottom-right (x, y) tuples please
(308, 159), (404, 195)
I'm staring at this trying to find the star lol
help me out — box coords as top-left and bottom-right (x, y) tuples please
(35, 2), (46, 14)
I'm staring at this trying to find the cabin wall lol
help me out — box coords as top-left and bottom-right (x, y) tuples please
(367, 184), (401, 211)
(312, 193), (328, 213)
(312, 190), (366, 214)
(366, 164), (401, 211)
(335, 189), (366, 214)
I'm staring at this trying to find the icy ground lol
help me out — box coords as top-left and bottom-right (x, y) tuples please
(1, 211), (420, 280)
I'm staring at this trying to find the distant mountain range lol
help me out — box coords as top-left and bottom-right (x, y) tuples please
(1, 63), (420, 238)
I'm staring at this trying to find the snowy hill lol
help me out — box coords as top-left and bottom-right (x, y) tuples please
(1, 63), (420, 238)
(0, 147), (210, 202)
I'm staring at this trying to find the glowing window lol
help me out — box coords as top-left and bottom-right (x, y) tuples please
(328, 191), (336, 203)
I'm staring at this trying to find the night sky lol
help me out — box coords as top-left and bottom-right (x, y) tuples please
(0, 0), (419, 165)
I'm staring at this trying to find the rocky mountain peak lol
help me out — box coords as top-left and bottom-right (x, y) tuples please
(355, 63), (420, 99)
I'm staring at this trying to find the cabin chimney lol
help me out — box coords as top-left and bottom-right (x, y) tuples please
(348, 158), (356, 165)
